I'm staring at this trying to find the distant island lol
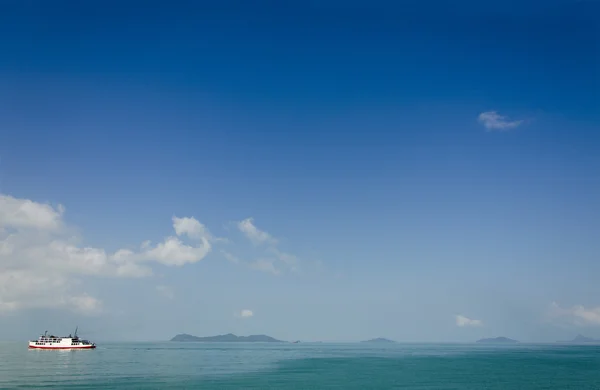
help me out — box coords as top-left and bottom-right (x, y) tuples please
(361, 338), (396, 343)
(171, 333), (284, 342)
(476, 337), (518, 344)
(558, 334), (600, 344)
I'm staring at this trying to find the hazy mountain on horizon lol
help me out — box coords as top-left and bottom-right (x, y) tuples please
(557, 334), (600, 344)
(476, 337), (518, 344)
(170, 333), (284, 342)
(361, 337), (396, 343)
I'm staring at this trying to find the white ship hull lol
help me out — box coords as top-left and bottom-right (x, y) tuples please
(29, 330), (96, 350)
(28, 341), (96, 349)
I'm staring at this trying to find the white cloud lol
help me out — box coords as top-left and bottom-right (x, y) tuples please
(173, 216), (219, 242)
(251, 259), (281, 275)
(268, 247), (298, 272)
(156, 285), (174, 300)
(221, 250), (240, 264)
(237, 218), (277, 245)
(478, 111), (524, 131)
(455, 315), (483, 327)
(239, 309), (253, 318)
(549, 302), (600, 326)
(0, 269), (103, 315)
(0, 193), (215, 314)
(0, 193), (307, 314)
(143, 236), (211, 267)
(0, 194), (64, 230)
(68, 294), (103, 316)
(236, 218), (298, 275)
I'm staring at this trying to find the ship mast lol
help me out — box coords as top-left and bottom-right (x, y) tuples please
(74, 326), (78, 338)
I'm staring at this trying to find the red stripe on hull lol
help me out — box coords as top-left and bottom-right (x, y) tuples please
(29, 345), (96, 349)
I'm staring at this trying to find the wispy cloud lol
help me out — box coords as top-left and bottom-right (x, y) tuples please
(237, 218), (277, 246)
(220, 250), (240, 264)
(267, 247), (298, 272)
(156, 285), (174, 300)
(67, 294), (103, 316)
(239, 309), (253, 318)
(236, 218), (298, 275)
(455, 315), (483, 327)
(549, 302), (600, 326)
(250, 259), (281, 275)
(478, 111), (524, 131)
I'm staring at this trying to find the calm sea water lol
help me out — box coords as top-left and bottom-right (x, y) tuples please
(1, 342), (599, 389)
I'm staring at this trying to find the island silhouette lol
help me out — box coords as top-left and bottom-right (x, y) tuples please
(557, 334), (599, 344)
(476, 337), (518, 344)
(171, 333), (284, 342)
(360, 338), (396, 343)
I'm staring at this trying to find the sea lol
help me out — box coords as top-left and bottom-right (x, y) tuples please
(1, 342), (599, 389)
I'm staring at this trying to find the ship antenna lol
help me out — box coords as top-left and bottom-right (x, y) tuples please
(74, 326), (78, 338)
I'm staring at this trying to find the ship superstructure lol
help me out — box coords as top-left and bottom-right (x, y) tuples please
(28, 328), (96, 349)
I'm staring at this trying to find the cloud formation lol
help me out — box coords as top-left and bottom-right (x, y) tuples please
(478, 111), (523, 131)
(173, 216), (212, 241)
(549, 302), (600, 326)
(251, 259), (281, 275)
(239, 309), (254, 318)
(0, 195), (65, 231)
(455, 315), (483, 327)
(0, 193), (214, 315)
(236, 218), (298, 275)
(0, 194), (305, 316)
(220, 250), (240, 264)
(237, 218), (277, 246)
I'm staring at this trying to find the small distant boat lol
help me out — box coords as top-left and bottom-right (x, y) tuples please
(28, 327), (96, 350)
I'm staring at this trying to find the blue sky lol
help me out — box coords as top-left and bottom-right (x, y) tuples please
(0, 0), (598, 342)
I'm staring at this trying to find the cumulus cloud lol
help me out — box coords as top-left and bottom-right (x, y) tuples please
(0, 193), (215, 315)
(0, 194), (64, 230)
(455, 315), (483, 327)
(143, 235), (210, 267)
(0, 193), (307, 314)
(173, 216), (210, 239)
(173, 216), (227, 243)
(478, 111), (524, 131)
(549, 302), (600, 326)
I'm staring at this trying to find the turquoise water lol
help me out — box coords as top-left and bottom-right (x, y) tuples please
(1, 342), (599, 389)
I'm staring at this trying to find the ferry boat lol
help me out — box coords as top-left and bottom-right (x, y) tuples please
(29, 328), (96, 350)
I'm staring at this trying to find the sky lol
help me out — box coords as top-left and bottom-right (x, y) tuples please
(0, 0), (598, 342)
